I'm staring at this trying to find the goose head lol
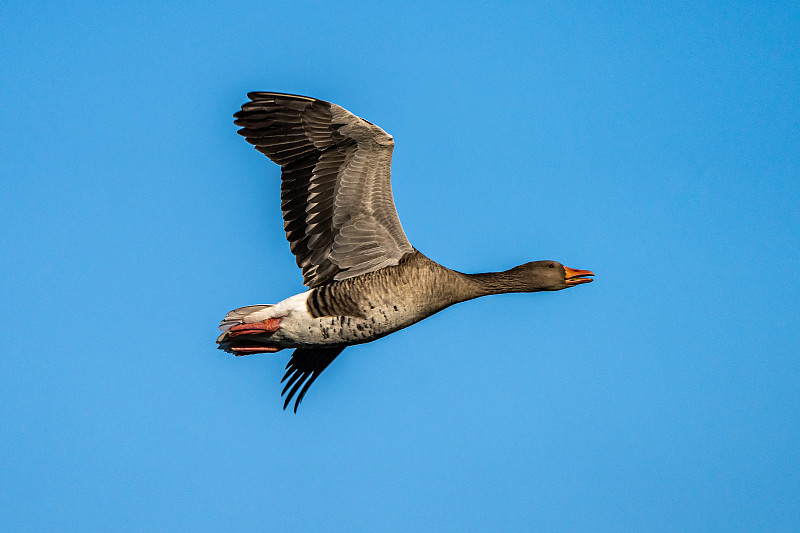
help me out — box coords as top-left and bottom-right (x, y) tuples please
(505, 261), (594, 292)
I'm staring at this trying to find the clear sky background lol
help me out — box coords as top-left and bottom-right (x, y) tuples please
(2, 1), (798, 531)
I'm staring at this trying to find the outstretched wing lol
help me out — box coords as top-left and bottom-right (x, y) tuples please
(281, 346), (346, 412)
(234, 92), (414, 287)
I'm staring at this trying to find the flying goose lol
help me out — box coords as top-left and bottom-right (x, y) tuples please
(217, 92), (594, 411)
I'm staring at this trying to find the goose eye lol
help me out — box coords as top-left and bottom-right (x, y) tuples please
(549, 264), (555, 268)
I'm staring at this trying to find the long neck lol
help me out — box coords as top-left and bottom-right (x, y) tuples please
(465, 267), (541, 297)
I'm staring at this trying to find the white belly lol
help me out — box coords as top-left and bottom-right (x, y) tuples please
(254, 291), (417, 349)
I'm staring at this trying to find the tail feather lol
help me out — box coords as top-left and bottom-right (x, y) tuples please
(219, 304), (273, 331)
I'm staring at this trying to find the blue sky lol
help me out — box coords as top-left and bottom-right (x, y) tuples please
(1, 1), (798, 531)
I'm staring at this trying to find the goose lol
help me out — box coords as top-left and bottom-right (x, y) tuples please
(217, 92), (594, 411)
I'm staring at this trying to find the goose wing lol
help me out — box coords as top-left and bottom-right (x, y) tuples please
(281, 347), (346, 412)
(234, 92), (414, 287)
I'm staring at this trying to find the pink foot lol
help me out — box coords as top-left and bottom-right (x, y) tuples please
(232, 345), (283, 356)
(229, 317), (282, 337)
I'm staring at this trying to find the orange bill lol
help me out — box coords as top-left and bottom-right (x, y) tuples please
(564, 266), (594, 286)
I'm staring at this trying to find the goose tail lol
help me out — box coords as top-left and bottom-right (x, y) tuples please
(217, 304), (284, 355)
(218, 304), (274, 331)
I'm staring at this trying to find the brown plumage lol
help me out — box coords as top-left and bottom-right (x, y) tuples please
(218, 93), (594, 411)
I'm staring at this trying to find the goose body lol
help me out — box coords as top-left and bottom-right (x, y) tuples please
(217, 93), (594, 410)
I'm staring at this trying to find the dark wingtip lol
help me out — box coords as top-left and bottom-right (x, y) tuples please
(295, 374), (319, 411)
(284, 376), (307, 412)
(278, 347), (346, 413)
(246, 91), (317, 102)
(281, 370), (302, 396)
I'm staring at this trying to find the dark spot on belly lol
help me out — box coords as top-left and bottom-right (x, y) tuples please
(393, 305), (398, 311)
